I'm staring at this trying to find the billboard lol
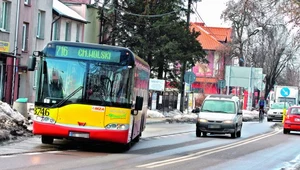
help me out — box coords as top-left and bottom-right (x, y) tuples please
(0, 41), (10, 52)
(149, 79), (165, 91)
(192, 52), (214, 77)
(225, 66), (264, 89)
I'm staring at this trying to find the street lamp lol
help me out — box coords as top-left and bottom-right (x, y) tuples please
(243, 27), (263, 67)
(245, 26), (263, 111)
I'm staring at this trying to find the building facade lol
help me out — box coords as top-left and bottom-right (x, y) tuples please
(190, 22), (232, 95)
(0, 0), (53, 104)
(0, 0), (90, 104)
(59, 0), (101, 44)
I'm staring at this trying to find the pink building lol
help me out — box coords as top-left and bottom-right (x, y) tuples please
(190, 22), (232, 94)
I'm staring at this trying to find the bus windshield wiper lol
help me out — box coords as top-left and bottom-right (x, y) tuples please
(51, 86), (83, 108)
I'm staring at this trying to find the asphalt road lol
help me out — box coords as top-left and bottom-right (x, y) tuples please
(0, 120), (299, 170)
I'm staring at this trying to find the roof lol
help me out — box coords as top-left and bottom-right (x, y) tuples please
(190, 22), (232, 50)
(201, 27), (232, 42)
(53, 0), (88, 23)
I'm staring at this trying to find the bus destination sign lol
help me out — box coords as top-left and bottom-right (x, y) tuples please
(55, 45), (121, 63)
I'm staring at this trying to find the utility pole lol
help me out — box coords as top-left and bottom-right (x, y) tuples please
(112, 0), (118, 46)
(11, 0), (21, 104)
(98, 0), (108, 44)
(180, 0), (192, 112)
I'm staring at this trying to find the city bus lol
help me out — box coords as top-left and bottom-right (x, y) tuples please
(28, 41), (150, 150)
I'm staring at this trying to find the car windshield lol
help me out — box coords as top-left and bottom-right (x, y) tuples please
(271, 103), (289, 109)
(289, 108), (300, 115)
(201, 100), (236, 114)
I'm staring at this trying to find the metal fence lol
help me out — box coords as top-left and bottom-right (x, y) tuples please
(148, 91), (178, 112)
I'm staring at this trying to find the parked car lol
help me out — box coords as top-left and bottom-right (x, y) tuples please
(283, 106), (300, 134)
(267, 102), (291, 122)
(196, 94), (243, 138)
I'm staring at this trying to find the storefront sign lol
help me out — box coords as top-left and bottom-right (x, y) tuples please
(0, 41), (9, 52)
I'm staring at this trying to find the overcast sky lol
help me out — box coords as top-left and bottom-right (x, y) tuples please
(190, 0), (231, 27)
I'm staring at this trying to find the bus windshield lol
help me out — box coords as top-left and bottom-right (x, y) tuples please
(37, 57), (132, 107)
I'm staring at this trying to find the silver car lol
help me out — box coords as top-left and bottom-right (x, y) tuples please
(267, 102), (291, 122)
(196, 95), (243, 138)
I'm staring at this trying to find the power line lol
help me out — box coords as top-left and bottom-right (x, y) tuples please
(192, 4), (220, 42)
(96, 1), (178, 18)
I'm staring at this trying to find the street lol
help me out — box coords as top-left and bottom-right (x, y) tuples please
(0, 120), (299, 170)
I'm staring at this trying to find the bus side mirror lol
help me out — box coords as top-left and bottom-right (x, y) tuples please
(135, 96), (143, 111)
(27, 56), (36, 71)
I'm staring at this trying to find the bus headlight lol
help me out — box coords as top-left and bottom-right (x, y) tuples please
(105, 124), (129, 130)
(35, 116), (56, 124)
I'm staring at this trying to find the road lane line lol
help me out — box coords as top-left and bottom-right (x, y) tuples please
(45, 151), (63, 154)
(137, 130), (278, 168)
(146, 130), (281, 168)
(137, 130), (281, 168)
(23, 152), (42, 156)
(0, 155), (15, 158)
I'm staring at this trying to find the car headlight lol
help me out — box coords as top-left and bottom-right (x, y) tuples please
(223, 120), (233, 124)
(198, 118), (208, 123)
(105, 124), (129, 130)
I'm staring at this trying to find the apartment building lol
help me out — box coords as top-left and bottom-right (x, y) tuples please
(0, 0), (53, 104)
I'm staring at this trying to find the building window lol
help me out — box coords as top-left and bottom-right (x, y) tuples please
(52, 21), (60, 40)
(22, 23), (29, 51)
(37, 10), (45, 38)
(24, 0), (30, 5)
(76, 24), (80, 42)
(0, 1), (10, 31)
(65, 22), (71, 41)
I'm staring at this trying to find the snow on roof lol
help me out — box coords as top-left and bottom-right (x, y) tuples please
(53, 0), (88, 23)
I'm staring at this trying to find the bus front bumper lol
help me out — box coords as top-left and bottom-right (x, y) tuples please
(33, 121), (130, 144)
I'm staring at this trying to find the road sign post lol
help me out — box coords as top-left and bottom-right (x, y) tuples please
(217, 80), (226, 94)
(280, 87), (290, 123)
(183, 71), (196, 113)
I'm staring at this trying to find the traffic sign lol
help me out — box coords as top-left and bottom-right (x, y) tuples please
(280, 87), (290, 97)
(217, 80), (226, 89)
(184, 71), (196, 84)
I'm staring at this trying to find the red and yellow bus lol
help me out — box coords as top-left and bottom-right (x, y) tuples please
(28, 41), (150, 150)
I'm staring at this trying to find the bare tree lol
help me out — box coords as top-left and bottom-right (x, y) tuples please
(221, 0), (260, 66)
(222, 0), (300, 99)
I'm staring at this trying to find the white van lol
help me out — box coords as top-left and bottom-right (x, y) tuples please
(196, 94), (243, 138)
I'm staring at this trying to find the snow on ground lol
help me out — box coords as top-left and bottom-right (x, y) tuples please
(242, 110), (259, 121)
(0, 101), (32, 142)
(147, 109), (259, 123)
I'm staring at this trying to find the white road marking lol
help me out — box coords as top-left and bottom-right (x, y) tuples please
(137, 130), (281, 168)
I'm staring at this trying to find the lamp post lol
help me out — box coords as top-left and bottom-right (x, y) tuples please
(245, 27), (263, 111)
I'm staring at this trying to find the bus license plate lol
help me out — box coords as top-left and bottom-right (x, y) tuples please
(69, 132), (89, 138)
(295, 118), (300, 122)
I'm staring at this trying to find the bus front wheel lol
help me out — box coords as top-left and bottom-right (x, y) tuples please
(41, 136), (54, 144)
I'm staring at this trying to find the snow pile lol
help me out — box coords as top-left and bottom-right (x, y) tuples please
(0, 101), (32, 142)
(242, 110), (259, 121)
(168, 113), (198, 123)
(147, 109), (259, 123)
(147, 109), (198, 123)
(147, 110), (165, 118)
